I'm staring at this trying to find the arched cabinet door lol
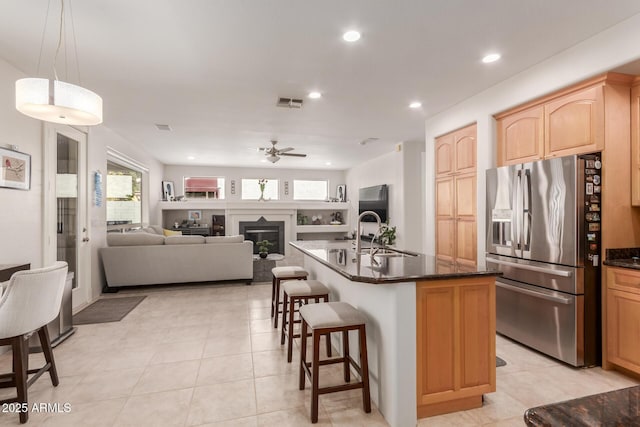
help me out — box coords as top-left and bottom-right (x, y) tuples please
(435, 133), (454, 177)
(544, 84), (604, 159)
(496, 105), (544, 166)
(454, 124), (476, 174)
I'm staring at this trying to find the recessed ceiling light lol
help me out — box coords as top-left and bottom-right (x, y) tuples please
(187, 156), (195, 160)
(409, 101), (422, 109)
(308, 91), (322, 99)
(482, 53), (501, 63)
(260, 159), (267, 163)
(342, 30), (361, 42)
(325, 162), (332, 166)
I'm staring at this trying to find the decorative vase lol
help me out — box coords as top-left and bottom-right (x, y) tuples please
(259, 252), (268, 259)
(258, 191), (265, 201)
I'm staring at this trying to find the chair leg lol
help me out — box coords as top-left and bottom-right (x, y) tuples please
(311, 330), (321, 423)
(299, 320), (308, 391)
(286, 297), (297, 363)
(323, 295), (331, 357)
(280, 292), (289, 346)
(342, 330), (350, 382)
(14, 336), (28, 423)
(273, 279), (281, 329)
(38, 326), (59, 387)
(270, 276), (276, 318)
(359, 325), (371, 413)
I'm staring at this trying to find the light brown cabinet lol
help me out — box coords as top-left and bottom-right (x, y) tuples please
(631, 79), (640, 206)
(495, 74), (628, 167)
(435, 124), (477, 266)
(605, 266), (640, 375)
(416, 276), (496, 418)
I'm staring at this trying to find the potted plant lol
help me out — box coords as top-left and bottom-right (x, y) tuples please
(379, 222), (397, 247)
(256, 239), (274, 258)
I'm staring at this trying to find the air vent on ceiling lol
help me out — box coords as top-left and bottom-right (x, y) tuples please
(276, 97), (304, 109)
(359, 137), (380, 145)
(155, 124), (172, 131)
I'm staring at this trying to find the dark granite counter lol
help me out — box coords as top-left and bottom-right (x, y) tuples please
(524, 385), (640, 426)
(290, 240), (500, 284)
(604, 247), (640, 270)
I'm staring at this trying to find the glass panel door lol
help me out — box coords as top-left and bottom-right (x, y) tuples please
(56, 134), (79, 290)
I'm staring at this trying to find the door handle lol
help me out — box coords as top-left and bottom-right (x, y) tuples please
(496, 281), (572, 305)
(486, 256), (572, 277)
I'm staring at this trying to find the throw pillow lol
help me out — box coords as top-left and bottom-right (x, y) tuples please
(163, 229), (182, 236)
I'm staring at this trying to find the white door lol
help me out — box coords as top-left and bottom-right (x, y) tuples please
(43, 123), (90, 311)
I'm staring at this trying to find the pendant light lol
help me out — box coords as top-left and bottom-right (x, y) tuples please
(15, 0), (103, 126)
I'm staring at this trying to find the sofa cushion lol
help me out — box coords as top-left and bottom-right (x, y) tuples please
(163, 229), (182, 236)
(107, 232), (165, 247)
(165, 235), (205, 245)
(148, 225), (165, 235)
(205, 235), (244, 244)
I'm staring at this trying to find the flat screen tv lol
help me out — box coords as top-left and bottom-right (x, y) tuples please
(358, 184), (388, 222)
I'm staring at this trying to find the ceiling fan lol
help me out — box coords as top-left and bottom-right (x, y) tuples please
(258, 140), (307, 163)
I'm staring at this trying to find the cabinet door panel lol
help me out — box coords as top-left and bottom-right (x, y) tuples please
(456, 219), (477, 265)
(455, 174), (476, 218)
(436, 219), (455, 262)
(545, 85), (604, 157)
(460, 285), (494, 389)
(435, 134), (454, 176)
(436, 177), (454, 217)
(607, 288), (640, 372)
(632, 84), (640, 206)
(455, 124), (477, 173)
(497, 106), (544, 166)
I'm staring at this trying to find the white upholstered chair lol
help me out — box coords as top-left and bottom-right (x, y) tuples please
(0, 262), (68, 424)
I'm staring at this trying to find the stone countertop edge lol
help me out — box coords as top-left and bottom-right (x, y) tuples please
(289, 240), (501, 284)
(603, 247), (640, 270)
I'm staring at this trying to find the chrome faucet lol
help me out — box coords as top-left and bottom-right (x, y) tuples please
(356, 210), (382, 255)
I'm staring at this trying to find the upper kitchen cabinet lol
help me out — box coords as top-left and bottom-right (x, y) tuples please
(496, 105), (544, 166)
(545, 84), (604, 158)
(435, 124), (476, 176)
(495, 73), (633, 167)
(632, 78), (640, 206)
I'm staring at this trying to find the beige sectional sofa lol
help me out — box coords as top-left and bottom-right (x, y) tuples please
(100, 227), (253, 290)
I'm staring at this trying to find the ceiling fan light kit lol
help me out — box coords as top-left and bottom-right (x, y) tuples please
(259, 140), (307, 163)
(15, 0), (103, 126)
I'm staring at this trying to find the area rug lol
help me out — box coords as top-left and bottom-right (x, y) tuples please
(496, 356), (507, 367)
(73, 296), (146, 325)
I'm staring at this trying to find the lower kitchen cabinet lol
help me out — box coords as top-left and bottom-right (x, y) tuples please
(605, 266), (640, 374)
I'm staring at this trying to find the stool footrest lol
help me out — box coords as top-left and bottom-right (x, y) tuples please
(318, 382), (364, 395)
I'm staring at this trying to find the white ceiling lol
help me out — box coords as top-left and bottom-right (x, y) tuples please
(2, 1), (640, 170)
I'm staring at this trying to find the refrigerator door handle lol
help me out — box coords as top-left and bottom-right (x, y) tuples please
(523, 169), (532, 250)
(496, 281), (572, 304)
(513, 170), (522, 250)
(486, 256), (573, 277)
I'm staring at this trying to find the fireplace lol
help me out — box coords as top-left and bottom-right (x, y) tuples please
(239, 217), (285, 255)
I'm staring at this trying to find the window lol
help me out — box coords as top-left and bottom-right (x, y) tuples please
(293, 180), (328, 200)
(242, 178), (279, 200)
(184, 176), (225, 199)
(107, 161), (143, 229)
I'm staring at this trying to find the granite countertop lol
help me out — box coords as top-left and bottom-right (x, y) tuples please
(603, 247), (640, 270)
(289, 240), (501, 284)
(524, 385), (640, 426)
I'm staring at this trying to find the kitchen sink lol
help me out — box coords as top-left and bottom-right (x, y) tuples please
(365, 247), (418, 258)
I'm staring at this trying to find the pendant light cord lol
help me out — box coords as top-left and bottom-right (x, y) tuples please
(52, 0), (65, 81)
(36, 0), (52, 76)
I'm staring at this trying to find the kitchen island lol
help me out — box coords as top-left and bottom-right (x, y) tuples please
(290, 240), (500, 427)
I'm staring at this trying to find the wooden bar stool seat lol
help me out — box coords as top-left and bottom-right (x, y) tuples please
(280, 279), (331, 363)
(298, 301), (371, 423)
(271, 266), (308, 329)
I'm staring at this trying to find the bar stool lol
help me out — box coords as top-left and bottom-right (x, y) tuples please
(271, 266), (308, 329)
(299, 301), (371, 423)
(280, 280), (331, 363)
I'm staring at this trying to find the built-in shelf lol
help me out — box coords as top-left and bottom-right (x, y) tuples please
(159, 201), (349, 211)
(295, 224), (350, 233)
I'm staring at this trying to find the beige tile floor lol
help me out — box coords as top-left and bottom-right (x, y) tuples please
(0, 282), (636, 427)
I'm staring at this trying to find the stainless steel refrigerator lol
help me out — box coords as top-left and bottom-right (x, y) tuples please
(486, 154), (602, 367)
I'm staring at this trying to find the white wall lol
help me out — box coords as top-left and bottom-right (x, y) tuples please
(0, 58), (44, 267)
(163, 164), (346, 203)
(424, 13), (640, 258)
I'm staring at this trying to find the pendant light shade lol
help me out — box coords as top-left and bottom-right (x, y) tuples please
(16, 78), (103, 126)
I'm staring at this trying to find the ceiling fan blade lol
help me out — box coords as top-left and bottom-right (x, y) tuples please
(277, 147), (294, 153)
(258, 147), (268, 151)
(279, 152), (307, 157)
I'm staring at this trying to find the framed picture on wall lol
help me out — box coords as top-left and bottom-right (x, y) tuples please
(188, 210), (202, 222)
(0, 147), (31, 190)
(162, 180), (175, 201)
(336, 185), (346, 202)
